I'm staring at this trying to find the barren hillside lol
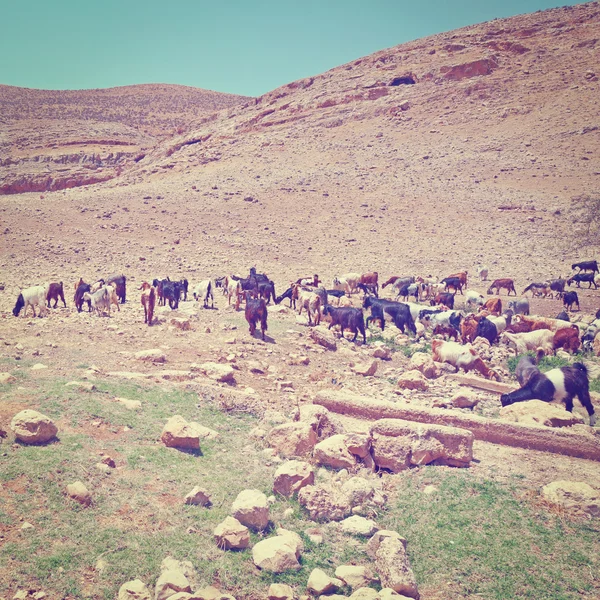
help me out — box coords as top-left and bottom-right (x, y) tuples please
(0, 84), (250, 194)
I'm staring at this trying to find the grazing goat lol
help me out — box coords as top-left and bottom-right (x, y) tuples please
(432, 324), (459, 341)
(483, 298), (502, 316)
(292, 284), (321, 326)
(257, 281), (277, 304)
(332, 273), (361, 296)
(441, 277), (464, 295)
(512, 314), (572, 332)
(139, 282), (156, 326)
(106, 274), (126, 303)
(83, 287), (111, 317)
(432, 292), (454, 309)
(363, 296), (416, 335)
(567, 273), (598, 289)
(522, 282), (550, 298)
(276, 287), (295, 309)
(465, 291), (484, 309)
(508, 298), (530, 316)
(382, 275), (414, 289)
(46, 282), (66, 308)
(500, 357), (595, 426)
(360, 272), (379, 294)
(500, 330), (554, 355)
(225, 277), (242, 310)
(571, 260), (599, 274)
(460, 314), (479, 344)
(192, 280), (214, 308)
(487, 279), (516, 296)
(563, 291), (580, 312)
(553, 326), (580, 354)
(555, 310), (570, 322)
(548, 278), (566, 298)
(74, 280), (92, 313)
(446, 271), (468, 289)
(161, 280), (182, 310)
(582, 319), (600, 353)
(296, 274), (320, 287)
(431, 340), (499, 380)
(357, 282), (379, 297)
(323, 305), (367, 343)
(13, 284), (49, 318)
(475, 317), (498, 345)
(244, 291), (268, 341)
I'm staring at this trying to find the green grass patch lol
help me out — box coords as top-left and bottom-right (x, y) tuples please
(507, 353), (572, 375)
(381, 469), (600, 600)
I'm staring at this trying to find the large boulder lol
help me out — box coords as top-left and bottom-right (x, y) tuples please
(342, 477), (385, 509)
(160, 415), (217, 450)
(396, 370), (429, 391)
(267, 422), (318, 458)
(370, 419), (473, 472)
(231, 489), (270, 531)
(409, 353), (438, 379)
(295, 404), (342, 439)
(213, 516), (250, 550)
(118, 579), (151, 600)
(335, 565), (377, 590)
(499, 400), (584, 427)
(340, 515), (379, 536)
(197, 362), (235, 383)
(134, 349), (166, 363)
(542, 481), (599, 518)
(154, 569), (192, 600)
(10, 410), (58, 444)
(252, 533), (302, 573)
(267, 583), (295, 600)
(375, 536), (419, 598)
(307, 568), (342, 595)
(297, 485), (351, 521)
(273, 461), (315, 498)
(314, 434), (356, 470)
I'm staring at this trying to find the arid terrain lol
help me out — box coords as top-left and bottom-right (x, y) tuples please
(1, 3), (600, 600)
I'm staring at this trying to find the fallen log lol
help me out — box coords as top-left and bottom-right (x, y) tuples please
(313, 390), (600, 462)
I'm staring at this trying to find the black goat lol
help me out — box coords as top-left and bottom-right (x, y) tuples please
(257, 281), (277, 304)
(441, 277), (464, 295)
(474, 317), (498, 345)
(244, 291), (268, 340)
(161, 280), (181, 309)
(555, 310), (570, 322)
(357, 282), (378, 297)
(275, 287), (295, 308)
(571, 260), (599, 274)
(500, 356), (596, 426)
(323, 305), (367, 343)
(567, 273), (598, 289)
(563, 291), (580, 312)
(74, 281), (92, 313)
(363, 296), (416, 335)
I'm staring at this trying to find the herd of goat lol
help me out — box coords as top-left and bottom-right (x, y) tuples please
(9, 260), (600, 425)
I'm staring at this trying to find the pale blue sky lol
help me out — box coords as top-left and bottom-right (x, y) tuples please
(0, 0), (585, 96)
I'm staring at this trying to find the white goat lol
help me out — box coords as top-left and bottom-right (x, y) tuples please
(83, 288), (111, 317)
(500, 330), (554, 355)
(12, 284), (50, 318)
(193, 280), (214, 308)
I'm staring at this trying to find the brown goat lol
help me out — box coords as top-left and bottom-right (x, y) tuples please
(553, 327), (580, 354)
(46, 282), (66, 308)
(139, 282), (156, 326)
(487, 279), (516, 296)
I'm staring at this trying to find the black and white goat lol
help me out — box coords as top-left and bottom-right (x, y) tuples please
(500, 355), (596, 426)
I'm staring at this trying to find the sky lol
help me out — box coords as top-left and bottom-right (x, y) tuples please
(0, 0), (586, 97)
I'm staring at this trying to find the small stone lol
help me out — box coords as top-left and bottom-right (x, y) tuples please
(184, 487), (212, 507)
(66, 481), (92, 507)
(213, 516), (250, 550)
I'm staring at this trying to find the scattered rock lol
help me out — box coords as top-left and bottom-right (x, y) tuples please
(267, 422), (318, 457)
(160, 415), (217, 450)
(10, 410), (58, 444)
(372, 346), (392, 360)
(65, 381), (96, 391)
(351, 361), (378, 376)
(273, 460), (315, 497)
(184, 487), (212, 507)
(252, 533), (302, 573)
(297, 485), (351, 521)
(115, 397), (142, 411)
(154, 568), (192, 600)
(310, 328), (337, 351)
(31, 363), (48, 370)
(118, 579), (152, 600)
(66, 481), (92, 507)
(499, 400), (584, 427)
(267, 582), (295, 600)
(231, 489), (270, 531)
(314, 434), (356, 469)
(213, 516), (250, 550)
(307, 568), (342, 595)
(396, 370), (429, 391)
(134, 349), (167, 363)
(409, 352), (438, 379)
(197, 362), (236, 382)
(375, 536), (419, 598)
(335, 565), (377, 589)
(340, 515), (379, 536)
(0, 372), (17, 384)
(542, 481), (599, 517)
(451, 391), (480, 409)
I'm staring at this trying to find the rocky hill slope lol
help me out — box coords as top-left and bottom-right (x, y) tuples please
(0, 84), (250, 194)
